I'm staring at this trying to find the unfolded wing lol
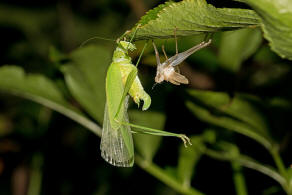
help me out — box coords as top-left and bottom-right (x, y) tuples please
(100, 103), (134, 167)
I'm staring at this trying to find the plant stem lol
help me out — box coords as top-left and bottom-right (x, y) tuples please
(232, 161), (248, 195)
(270, 145), (290, 194)
(270, 145), (287, 179)
(13, 90), (102, 136)
(135, 155), (204, 195)
(27, 153), (43, 195)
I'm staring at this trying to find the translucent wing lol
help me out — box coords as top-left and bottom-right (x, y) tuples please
(100, 101), (134, 167)
(168, 39), (212, 67)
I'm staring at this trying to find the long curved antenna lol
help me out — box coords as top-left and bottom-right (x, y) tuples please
(174, 27), (178, 55)
(126, 24), (141, 50)
(152, 82), (158, 90)
(79, 36), (115, 48)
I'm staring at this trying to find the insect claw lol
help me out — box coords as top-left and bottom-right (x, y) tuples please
(183, 140), (188, 148)
(180, 134), (192, 147)
(186, 136), (192, 146)
(137, 102), (140, 108)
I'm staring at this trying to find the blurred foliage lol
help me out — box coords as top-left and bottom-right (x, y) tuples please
(0, 0), (292, 195)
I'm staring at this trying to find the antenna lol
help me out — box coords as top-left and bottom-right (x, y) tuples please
(79, 36), (115, 48)
(152, 82), (158, 90)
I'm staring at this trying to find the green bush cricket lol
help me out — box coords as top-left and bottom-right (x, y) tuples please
(100, 29), (191, 167)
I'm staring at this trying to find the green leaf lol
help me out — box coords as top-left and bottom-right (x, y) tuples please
(49, 46), (67, 63)
(129, 110), (165, 162)
(127, 0), (260, 40)
(61, 45), (111, 123)
(0, 65), (101, 136)
(186, 90), (274, 149)
(236, 0), (292, 59)
(218, 28), (262, 72)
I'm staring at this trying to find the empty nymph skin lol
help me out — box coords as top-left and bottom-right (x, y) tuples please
(152, 38), (212, 85)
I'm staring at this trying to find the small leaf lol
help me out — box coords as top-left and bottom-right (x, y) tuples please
(61, 45), (111, 123)
(236, 0), (292, 59)
(129, 110), (165, 162)
(49, 46), (67, 63)
(0, 65), (101, 136)
(127, 0), (260, 40)
(218, 28), (262, 72)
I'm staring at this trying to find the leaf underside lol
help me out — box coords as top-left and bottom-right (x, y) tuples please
(127, 0), (260, 40)
(127, 0), (292, 60)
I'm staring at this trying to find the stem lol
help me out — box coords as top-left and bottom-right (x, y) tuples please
(232, 161), (248, 195)
(270, 145), (290, 194)
(270, 145), (287, 179)
(27, 153), (43, 195)
(5, 89), (102, 136)
(135, 155), (204, 195)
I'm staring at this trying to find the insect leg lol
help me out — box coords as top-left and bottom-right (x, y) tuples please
(128, 24), (141, 44)
(174, 27), (178, 55)
(162, 45), (169, 60)
(152, 41), (161, 65)
(115, 119), (192, 147)
(114, 69), (138, 119)
(169, 39), (212, 67)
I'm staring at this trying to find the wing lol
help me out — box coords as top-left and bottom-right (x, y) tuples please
(100, 102), (134, 167)
(169, 40), (212, 67)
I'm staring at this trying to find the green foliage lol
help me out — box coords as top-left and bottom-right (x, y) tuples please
(127, 0), (292, 59)
(1, 0), (292, 195)
(128, 0), (260, 40)
(177, 131), (215, 188)
(218, 28), (263, 72)
(186, 90), (273, 149)
(0, 65), (102, 136)
(235, 0), (292, 59)
(0, 66), (66, 106)
(62, 45), (110, 123)
(130, 110), (164, 161)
